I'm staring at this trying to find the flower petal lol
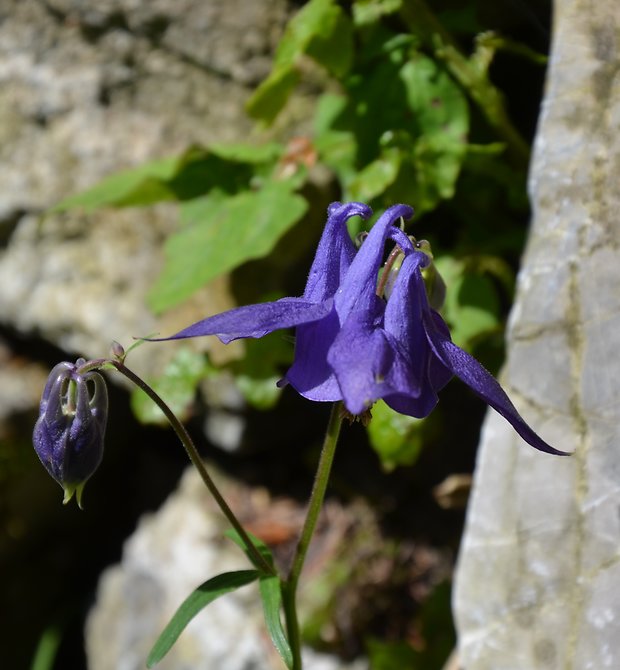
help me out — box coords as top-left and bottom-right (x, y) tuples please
(423, 311), (570, 456)
(304, 201), (372, 302)
(283, 308), (343, 401)
(151, 297), (334, 344)
(335, 204), (414, 319)
(327, 307), (396, 415)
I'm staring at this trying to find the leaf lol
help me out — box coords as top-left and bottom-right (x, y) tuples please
(146, 570), (260, 668)
(353, 0), (402, 26)
(259, 575), (294, 669)
(130, 349), (213, 424)
(347, 147), (402, 202)
(224, 528), (275, 571)
(232, 331), (294, 410)
(224, 531), (291, 666)
(305, 5), (353, 78)
(367, 400), (430, 471)
(52, 143), (283, 212)
(247, 0), (352, 123)
(435, 256), (501, 350)
(245, 66), (300, 126)
(52, 154), (184, 212)
(148, 183), (308, 313)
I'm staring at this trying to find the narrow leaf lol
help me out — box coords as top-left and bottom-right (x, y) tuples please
(259, 575), (294, 669)
(147, 570), (259, 668)
(224, 528), (275, 571)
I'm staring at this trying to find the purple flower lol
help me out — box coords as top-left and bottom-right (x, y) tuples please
(152, 202), (567, 456)
(33, 359), (108, 507)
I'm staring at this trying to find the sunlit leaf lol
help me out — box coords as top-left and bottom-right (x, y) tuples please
(347, 148), (402, 202)
(367, 400), (431, 471)
(146, 570), (260, 668)
(353, 0), (402, 26)
(148, 184), (308, 313)
(247, 0), (352, 123)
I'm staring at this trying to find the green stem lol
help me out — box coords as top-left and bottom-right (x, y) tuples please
(283, 402), (344, 670)
(111, 360), (275, 577)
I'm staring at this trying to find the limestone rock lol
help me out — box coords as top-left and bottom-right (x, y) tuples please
(453, 1), (620, 668)
(85, 467), (369, 670)
(0, 0), (287, 373)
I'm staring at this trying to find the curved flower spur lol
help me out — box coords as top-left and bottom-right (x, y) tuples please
(150, 202), (568, 456)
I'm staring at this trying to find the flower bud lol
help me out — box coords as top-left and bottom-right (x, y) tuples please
(33, 359), (108, 508)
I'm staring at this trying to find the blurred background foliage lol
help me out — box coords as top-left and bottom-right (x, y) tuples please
(55, 0), (546, 472)
(4, 0), (552, 668)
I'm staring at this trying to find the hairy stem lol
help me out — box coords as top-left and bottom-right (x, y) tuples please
(111, 360), (275, 577)
(283, 402), (344, 670)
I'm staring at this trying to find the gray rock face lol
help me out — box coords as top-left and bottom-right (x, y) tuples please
(453, 1), (620, 668)
(85, 468), (369, 670)
(0, 0), (287, 371)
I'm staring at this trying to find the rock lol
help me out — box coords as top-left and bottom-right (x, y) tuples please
(453, 1), (620, 668)
(0, 0), (288, 375)
(85, 467), (369, 670)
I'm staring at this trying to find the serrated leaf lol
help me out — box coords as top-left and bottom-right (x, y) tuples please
(259, 575), (294, 669)
(146, 570), (260, 668)
(148, 184), (308, 313)
(367, 400), (427, 471)
(130, 349), (212, 424)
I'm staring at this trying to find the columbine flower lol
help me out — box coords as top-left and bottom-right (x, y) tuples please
(33, 359), (108, 507)
(151, 202), (566, 456)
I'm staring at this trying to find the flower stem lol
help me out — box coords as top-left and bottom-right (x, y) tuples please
(283, 402), (344, 670)
(111, 360), (275, 577)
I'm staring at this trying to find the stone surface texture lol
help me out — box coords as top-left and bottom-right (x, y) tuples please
(0, 0), (288, 375)
(453, 1), (620, 668)
(85, 468), (369, 670)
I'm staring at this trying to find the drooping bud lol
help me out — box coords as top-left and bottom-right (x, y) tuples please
(33, 359), (108, 508)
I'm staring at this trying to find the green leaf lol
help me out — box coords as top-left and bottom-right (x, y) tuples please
(247, 0), (352, 123)
(246, 66), (300, 126)
(353, 0), (402, 26)
(259, 575), (294, 669)
(52, 155), (184, 212)
(232, 331), (294, 410)
(208, 142), (283, 164)
(130, 349), (213, 424)
(435, 256), (501, 350)
(148, 183), (308, 313)
(224, 528), (275, 571)
(347, 147), (402, 202)
(146, 570), (260, 668)
(367, 401), (429, 471)
(306, 5), (353, 78)
(52, 143), (283, 212)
